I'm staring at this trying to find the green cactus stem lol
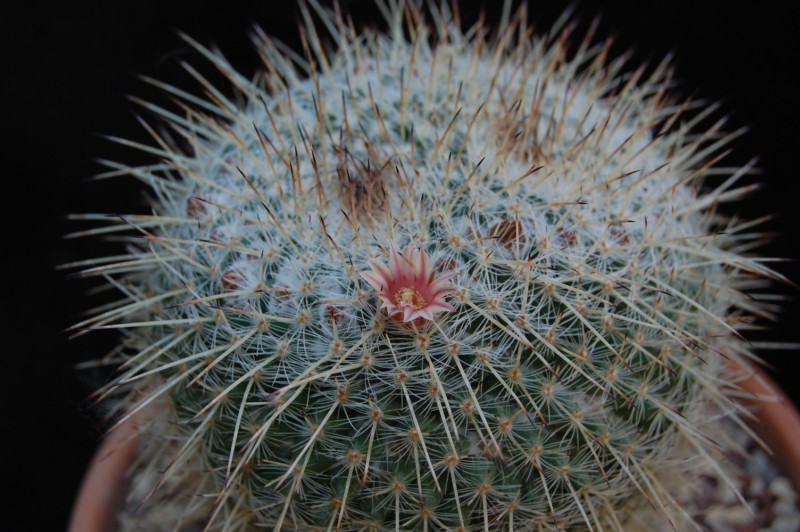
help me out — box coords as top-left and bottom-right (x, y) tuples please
(69, 1), (784, 530)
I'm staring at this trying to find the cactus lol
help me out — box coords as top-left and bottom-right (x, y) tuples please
(70, 1), (784, 530)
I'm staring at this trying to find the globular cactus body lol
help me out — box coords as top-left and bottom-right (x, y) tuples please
(74, 1), (777, 530)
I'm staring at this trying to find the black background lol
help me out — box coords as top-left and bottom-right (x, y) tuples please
(5, 1), (799, 529)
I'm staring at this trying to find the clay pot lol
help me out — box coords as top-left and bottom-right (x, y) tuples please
(734, 361), (800, 492)
(68, 419), (138, 532)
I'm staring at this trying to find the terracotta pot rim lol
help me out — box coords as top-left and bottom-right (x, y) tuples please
(732, 359), (800, 492)
(68, 419), (138, 532)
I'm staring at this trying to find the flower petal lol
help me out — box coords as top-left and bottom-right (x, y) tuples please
(362, 243), (457, 324)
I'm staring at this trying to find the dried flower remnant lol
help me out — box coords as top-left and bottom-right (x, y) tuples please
(361, 245), (456, 323)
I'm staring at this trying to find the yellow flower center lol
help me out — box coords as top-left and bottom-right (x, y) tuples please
(394, 287), (427, 309)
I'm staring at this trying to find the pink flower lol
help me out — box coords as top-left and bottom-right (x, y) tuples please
(360, 244), (457, 324)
